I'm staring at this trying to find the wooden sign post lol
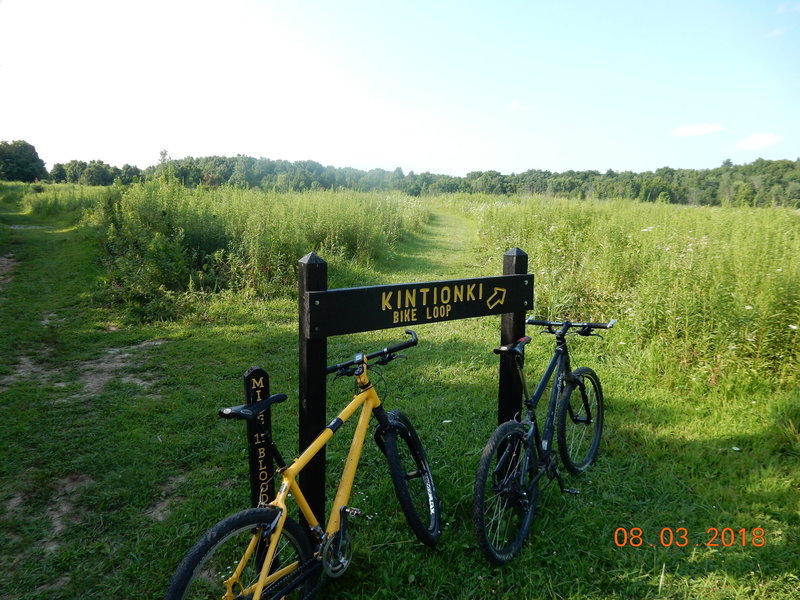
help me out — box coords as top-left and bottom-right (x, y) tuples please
(297, 248), (532, 524)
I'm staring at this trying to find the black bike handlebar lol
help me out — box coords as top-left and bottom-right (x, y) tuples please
(326, 329), (418, 374)
(526, 318), (616, 330)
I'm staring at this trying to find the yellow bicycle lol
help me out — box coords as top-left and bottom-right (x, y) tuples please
(164, 329), (440, 600)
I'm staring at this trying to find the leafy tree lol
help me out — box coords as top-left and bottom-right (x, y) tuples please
(404, 171), (422, 196)
(81, 160), (118, 186)
(49, 163), (68, 183)
(733, 180), (756, 207)
(63, 160), (88, 183)
(119, 164), (142, 185)
(0, 140), (48, 182)
(388, 167), (405, 191)
(470, 170), (508, 194)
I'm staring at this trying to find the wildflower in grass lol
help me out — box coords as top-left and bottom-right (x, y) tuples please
(744, 305), (753, 310)
(641, 226), (654, 232)
(790, 324), (798, 330)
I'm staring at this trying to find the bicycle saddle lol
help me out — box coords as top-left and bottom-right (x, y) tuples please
(218, 393), (288, 421)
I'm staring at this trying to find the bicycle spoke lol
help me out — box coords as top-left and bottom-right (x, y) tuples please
(473, 421), (537, 564)
(557, 368), (604, 474)
(164, 508), (316, 600)
(566, 394), (591, 455)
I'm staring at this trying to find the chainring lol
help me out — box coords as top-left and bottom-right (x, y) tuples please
(320, 531), (353, 578)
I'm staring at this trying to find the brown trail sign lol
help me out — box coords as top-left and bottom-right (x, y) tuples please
(296, 248), (531, 522)
(303, 274), (532, 338)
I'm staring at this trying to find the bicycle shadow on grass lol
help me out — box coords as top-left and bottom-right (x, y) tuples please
(141, 320), (798, 599)
(356, 338), (800, 598)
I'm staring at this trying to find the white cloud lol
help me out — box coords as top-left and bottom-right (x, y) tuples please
(765, 27), (787, 38)
(736, 133), (783, 150)
(777, 2), (800, 13)
(670, 123), (725, 137)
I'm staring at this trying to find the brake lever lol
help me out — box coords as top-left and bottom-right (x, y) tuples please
(374, 352), (406, 366)
(334, 367), (357, 380)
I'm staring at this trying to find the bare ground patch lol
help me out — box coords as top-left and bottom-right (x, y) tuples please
(0, 339), (169, 397)
(39, 474), (94, 553)
(145, 474), (188, 521)
(0, 356), (37, 392)
(0, 253), (17, 292)
(3, 224), (53, 230)
(40, 311), (66, 327)
(5, 491), (25, 513)
(35, 575), (71, 595)
(67, 339), (170, 401)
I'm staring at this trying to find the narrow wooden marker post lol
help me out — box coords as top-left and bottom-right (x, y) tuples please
(243, 366), (273, 507)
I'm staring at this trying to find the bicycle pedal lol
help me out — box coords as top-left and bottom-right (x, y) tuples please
(562, 487), (580, 495)
(342, 506), (364, 517)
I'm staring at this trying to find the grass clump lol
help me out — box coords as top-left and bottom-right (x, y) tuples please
(462, 195), (800, 388)
(88, 180), (429, 319)
(20, 182), (110, 221)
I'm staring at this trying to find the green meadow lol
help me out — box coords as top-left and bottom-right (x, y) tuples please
(1, 182), (797, 599)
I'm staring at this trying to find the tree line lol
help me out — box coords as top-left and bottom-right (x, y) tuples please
(139, 153), (800, 207)
(0, 140), (143, 186)
(3, 139), (799, 207)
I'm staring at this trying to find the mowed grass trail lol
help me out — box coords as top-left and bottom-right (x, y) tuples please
(1, 185), (798, 600)
(376, 208), (482, 281)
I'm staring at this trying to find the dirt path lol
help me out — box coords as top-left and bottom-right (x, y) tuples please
(0, 200), (166, 399)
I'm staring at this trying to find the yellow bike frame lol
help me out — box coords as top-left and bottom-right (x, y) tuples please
(228, 359), (382, 600)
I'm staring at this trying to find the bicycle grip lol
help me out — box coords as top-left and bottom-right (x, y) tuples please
(368, 329), (418, 359)
(587, 319), (616, 329)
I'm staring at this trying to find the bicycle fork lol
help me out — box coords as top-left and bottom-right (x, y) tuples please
(222, 510), (286, 600)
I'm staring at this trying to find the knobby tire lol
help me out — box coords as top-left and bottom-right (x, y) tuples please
(163, 507), (317, 600)
(384, 409), (442, 547)
(472, 420), (538, 565)
(556, 366), (604, 474)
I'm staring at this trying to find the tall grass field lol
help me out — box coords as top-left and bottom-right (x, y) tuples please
(1, 182), (798, 599)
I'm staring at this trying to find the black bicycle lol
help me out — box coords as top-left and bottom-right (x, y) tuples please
(472, 317), (615, 565)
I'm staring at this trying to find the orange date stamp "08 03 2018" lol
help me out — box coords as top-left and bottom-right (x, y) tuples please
(613, 527), (766, 548)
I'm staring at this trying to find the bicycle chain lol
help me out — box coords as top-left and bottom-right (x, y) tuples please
(257, 556), (322, 600)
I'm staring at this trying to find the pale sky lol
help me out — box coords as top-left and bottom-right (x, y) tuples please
(1, 0), (798, 176)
